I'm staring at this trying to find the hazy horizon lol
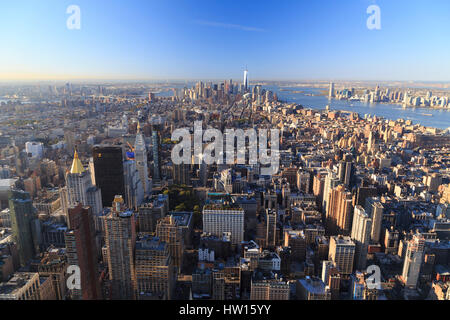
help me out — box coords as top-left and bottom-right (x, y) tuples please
(2, 78), (450, 86)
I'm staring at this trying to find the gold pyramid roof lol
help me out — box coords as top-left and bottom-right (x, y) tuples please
(70, 150), (85, 174)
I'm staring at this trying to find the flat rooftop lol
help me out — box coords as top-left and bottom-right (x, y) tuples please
(0, 272), (38, 295)
(168, 211), (192, 227)
(298, 277), (329, 295)
(331, 235), (355, 246)
(203, 203), (243, 211)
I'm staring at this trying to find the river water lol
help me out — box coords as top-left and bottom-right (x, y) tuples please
(267, 86), (450, 130)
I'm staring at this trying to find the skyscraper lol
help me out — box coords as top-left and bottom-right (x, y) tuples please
(103, 196), (136, 299)
(9, 189), (37, 267)
(65, 204), (102, 300)
(199, 153), (208, 187)
(329, 82), (335, 98)
(313, 171), (327, 205)
(92, 145), (125, 207)
(123, 159), (144, 210)
(135, 235), (175, 300)
(135, 122), (149, 195)
(365, 197), (384, 243)
(296, 169), (311, 193)
(243, 69), (248, 92)
(265, 209), (277, 248)
(202, 203), (244, 245)
(65, 150), (103, 229)
(284, 230), (306, 262)
(338, 160), (354, 187)
(402, 233), (425, 289)
(137, 194), (169, 234)
(329, 235), (355, 275)
(155, 215), (184, 273)
(350, 206), (372, 270)
(326, 185), (353, 236)
(322, 169), (340, 216)
(151, 125), (162, 182)
(173, 164), (191, 186)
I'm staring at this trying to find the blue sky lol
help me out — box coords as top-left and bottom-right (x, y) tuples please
(1, 0), (449, 81)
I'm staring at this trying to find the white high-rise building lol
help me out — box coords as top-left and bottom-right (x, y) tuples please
(402, 233), (425, 289)
(122, 113), (128, 130)
(25, 142), (44, 159)
(123, 159), (144, 211)
(329, 82), (335, 98)
(135, 123), (149, 196)
(65, 151), (103, 230)
(243, 69), (248, 92)
(322, 169), (340, 216)
(202, 204), (244, 245)
(365, 197), (384, 243)
(351, 206), (372, 270)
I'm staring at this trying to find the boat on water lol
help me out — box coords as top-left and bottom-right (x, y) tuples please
(421, 113), (433, 116)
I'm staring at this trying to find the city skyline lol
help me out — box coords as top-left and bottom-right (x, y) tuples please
(0, 75), (449, 302)
(1, 0), (450, 81)
(0, 0), (449, 305)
